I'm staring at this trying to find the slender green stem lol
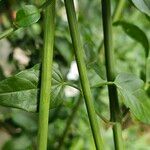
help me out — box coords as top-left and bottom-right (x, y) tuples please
(113, 0), (126, 22)
(98, 0), (126, 53)
(57, 95), (82, 150)
(64, 0), (104, 149)
(0, 27), (15, 40)
(91, 81), (114, 88)
(101, 0), (124, 150)
(37, 0), (55, 150)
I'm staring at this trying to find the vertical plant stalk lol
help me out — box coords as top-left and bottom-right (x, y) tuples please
(98, 0), (126, 53)
(57, 95), (82, 150)
(101, 0), (124, 150)
(112, 0), (126, 22)
(64, 0), (104, 149)
(37, 0), (55, 150)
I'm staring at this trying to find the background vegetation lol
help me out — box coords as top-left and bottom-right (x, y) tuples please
(0, 0), (149, 149)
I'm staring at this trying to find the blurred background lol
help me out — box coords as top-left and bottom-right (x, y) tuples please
(0, 0), (150, 149)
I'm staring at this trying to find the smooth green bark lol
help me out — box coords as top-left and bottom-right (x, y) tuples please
(101, 0), (124, 150)
(64, 0), (104, 150)
(37, 0), (55, 150)
(98, 0), (126, 53)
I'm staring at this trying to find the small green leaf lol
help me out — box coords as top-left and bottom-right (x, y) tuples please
(15, 5), (41, 27)
(84, 42), (106, 80)
(131, 0), (150, 17)
(88, 61), (106, 80)
(119, 89), (150, 124)
(114, 73), (150, 124)
(11, 111), (37, 132)
(114, 21), (149, 57)
(88, 67), (106, 88)
(84, 42), (97, 63)
(0, 64), (64, 112)
(114, 73), (144, 92)
(55, 37), (74, 64)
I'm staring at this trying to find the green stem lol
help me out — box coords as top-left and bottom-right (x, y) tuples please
(91, 81), (114, 88)
(0, 27), (15, 40)
(101, 0), (124, 150)
(57, 96), (82, 150)
(37, 0), (55, 150)
(113, 0), (126, 22)
(64, 0), (104, 149)
(98, 0), (126, 53)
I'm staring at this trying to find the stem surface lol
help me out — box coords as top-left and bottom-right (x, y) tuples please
(0, 27), (15, 40)
(101, 0), (124, 150)
(113, 0), (126, 22)
(37, 0), (55, 150)
(64, 0), (104, 149)
(98, 0), (126, 53)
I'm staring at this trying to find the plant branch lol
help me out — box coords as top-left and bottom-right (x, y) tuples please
(64, 0), (104, 149)
(112, 0), (126, 22)
(37, 0), (55, 150)
(91, 81), (114, 88)
(101, 0), (124, 150)
(0, 27), (15, 40)
(98, 0), (126, 53)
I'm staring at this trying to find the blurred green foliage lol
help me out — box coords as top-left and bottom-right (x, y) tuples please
(0, 0), (150, 149)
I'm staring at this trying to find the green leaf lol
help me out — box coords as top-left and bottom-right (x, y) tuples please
(84, 42), (107, 80)
(88, 61), (106, 80)
(15, 5), (41, 27)
(131, 0), (150, 17)
(88, 67), (106, 88)
(114, 21), (149, 57)
(84, 42), (97, 63)
(55, 37), (74, 64)
(119, 89), (150, 124)
(114, 73), (144, 92)
(11, 111), (37, 132)
(114, 73), (150, 124)
(0, 64), (64, 112)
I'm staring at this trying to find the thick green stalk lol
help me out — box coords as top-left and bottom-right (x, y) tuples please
(64, 0), (104, 149)
(101, 0), (124, 150)
(57, 96), (82, 150)
(37, 0), (55, 150)
(98, 0), (126, 53)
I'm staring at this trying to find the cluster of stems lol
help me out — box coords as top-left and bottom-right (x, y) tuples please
(64, 0), (104, 149)
(101, 0), (124, 149)
(0, 0), (127, 149)
(37, 0), (126, 150)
